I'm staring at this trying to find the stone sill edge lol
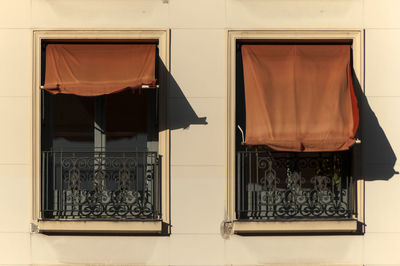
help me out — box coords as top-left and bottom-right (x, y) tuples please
(34, 220), (162, 234)
(233, 219), (360, 234)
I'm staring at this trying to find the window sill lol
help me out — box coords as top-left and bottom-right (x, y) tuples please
(233, 219), (361, 234)
(35, 220), (163, 234)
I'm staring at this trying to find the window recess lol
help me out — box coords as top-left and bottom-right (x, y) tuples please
(33, 30), (170, 234)
(227, 30), (364, 234)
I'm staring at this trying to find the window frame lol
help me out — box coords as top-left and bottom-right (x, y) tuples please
(226, 29), (364, 234)
(32, 29), (170, 234)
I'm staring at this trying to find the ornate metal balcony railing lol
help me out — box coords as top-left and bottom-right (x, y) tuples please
(41, 151), (161, 221)
(236, 148), (355, 220)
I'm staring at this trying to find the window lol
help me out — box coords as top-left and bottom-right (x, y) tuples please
(227, 30), (364, 234)
(32, 30), (170, 234)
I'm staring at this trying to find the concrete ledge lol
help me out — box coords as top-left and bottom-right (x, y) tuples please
(36, 220), (163, 234)
(234, 220), (360, 234)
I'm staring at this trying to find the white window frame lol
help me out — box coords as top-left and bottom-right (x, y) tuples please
(32, 29), (170, 234)
(226, 29), (364, 234)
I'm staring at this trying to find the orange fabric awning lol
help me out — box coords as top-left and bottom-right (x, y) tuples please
(43, 44), (156, 96)
(241, 44), (359, 152)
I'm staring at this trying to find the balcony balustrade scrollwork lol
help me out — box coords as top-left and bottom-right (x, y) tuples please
(236, 148), (355, 220)
(41, 151), (161, 221)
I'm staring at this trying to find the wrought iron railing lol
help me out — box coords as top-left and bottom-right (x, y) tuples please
(236, 148), (355, 220)
(41, 151), (161, 221)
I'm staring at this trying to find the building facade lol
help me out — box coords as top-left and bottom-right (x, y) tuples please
(0, 0), (399, 265)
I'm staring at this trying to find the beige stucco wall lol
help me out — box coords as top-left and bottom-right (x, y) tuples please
(0, 0), (399, 265)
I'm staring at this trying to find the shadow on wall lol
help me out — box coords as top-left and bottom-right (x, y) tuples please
(159, 60), (208, 131)
(158, 55), (397, 181)
(352, 69), (398, 181)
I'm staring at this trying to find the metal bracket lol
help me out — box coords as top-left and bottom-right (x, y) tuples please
(237, 125), (245, 145)
(221, 220), (234, 239)
(30, 223), (39, 233)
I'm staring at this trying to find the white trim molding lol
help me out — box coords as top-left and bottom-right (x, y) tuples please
(32, 29), (170, 234)
(226, 29), (364, 234)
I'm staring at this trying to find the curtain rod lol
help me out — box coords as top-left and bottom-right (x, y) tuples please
(40, 85), (159, 89)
